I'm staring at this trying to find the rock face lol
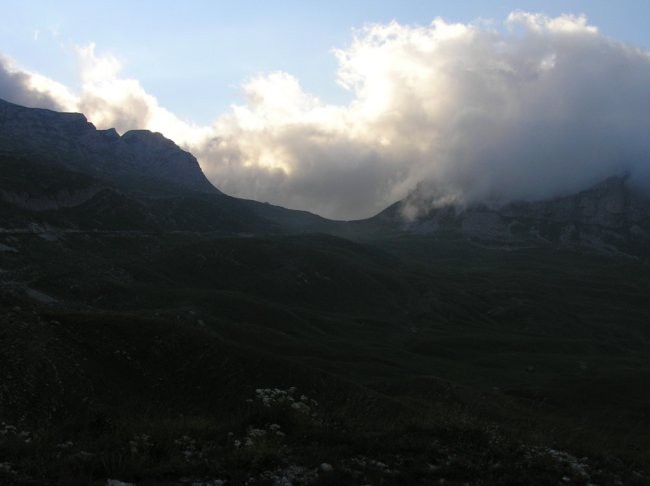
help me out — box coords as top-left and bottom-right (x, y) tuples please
(120, 130), (212, 191)
(374, 176), (650, 256)
(0, 98), (217, 193)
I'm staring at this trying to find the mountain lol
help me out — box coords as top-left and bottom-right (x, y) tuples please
(0, 98), (215, 193)
(361, 175), (650, 256)
(3, 97), (650, 257)
(0, 97), (335, 234)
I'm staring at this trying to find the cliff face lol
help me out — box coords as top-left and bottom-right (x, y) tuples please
(0, 98), (217, 194)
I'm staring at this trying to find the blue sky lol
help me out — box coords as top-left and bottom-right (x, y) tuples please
(2, 1), (650, 123)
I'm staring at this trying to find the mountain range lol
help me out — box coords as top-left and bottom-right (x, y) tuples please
(1, 98), (650, 484)
(2, 97), (650, 259)
(372, 174), (650, 256)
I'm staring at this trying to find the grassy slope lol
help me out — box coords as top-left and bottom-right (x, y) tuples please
(1, 229), (650, 484)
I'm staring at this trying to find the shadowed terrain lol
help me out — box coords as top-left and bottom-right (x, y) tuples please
(1, 99), (650, 485)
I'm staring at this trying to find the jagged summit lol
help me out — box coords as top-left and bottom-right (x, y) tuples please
(0, 97), (217, 194)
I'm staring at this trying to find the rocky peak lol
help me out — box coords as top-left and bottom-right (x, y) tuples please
(0, 98), (217, 194)
(99, 128), (120, 141)
(0, 99), (96, 157)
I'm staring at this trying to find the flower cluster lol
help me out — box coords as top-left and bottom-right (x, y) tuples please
(0, 423), (31, 444)
(233, 423), (286, 449)
(113, 349), (133, 361)
(129, 434), (153, 455)
(526, 447), (591, 482)
(251, 387), (318, 416)
(54, 440), (74, 459)
(349, 455), (393, 473)
(174, 435), (204, 462)
(256, 464), (319, 485)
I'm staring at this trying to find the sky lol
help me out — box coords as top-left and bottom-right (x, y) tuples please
(2, 1), (650, 219)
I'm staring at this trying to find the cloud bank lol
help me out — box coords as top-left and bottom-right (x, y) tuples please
(0, 54), (73, 111)
(2, 13), (650, 219)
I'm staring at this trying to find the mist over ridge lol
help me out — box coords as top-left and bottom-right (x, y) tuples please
(2, 12), (650, 219)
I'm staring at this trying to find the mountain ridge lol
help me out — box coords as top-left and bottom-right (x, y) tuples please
(362, 174), (650, 256)
(2, 97), (650, 256)
(0, 97), (216, 194)
(0, 97), (340, 234)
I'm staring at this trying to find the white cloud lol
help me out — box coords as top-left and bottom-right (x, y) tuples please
(506, 12), (598, 34)
(2, 13), (650, 220)
(74, 43), (210, 144)
(0, 45), (209, 144)
(201, 13), (650, 218)
(0, 53), (74, 111)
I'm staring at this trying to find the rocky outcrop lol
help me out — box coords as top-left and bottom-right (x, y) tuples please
(0, 98), (217, 193)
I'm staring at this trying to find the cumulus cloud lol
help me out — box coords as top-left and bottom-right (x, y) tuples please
(0, 54), (75, 111)
(0, 45), (208, 145)
(74, 44), (211, 143)
(2, 13), (650, 220)
(203, 13), (650, 219)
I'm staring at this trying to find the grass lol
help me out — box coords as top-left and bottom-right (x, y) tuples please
(1, 230), (650, 483)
